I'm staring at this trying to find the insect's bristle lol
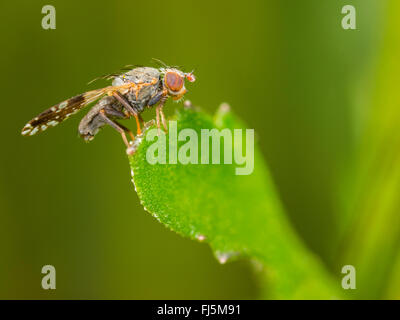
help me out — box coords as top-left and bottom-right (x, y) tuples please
(88, 64), (145, 85)
(121, 64), (139, 70)
(88, 73), (119, 85)
(151, 58), (168, 68)
(87, 77), (101, 85)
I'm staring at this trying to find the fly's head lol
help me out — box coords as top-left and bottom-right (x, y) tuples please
(160, 68), (196, 101)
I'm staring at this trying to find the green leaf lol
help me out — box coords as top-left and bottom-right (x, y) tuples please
(128, 103), (341, 299)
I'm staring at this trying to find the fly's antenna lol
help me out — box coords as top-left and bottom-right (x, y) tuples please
(191, 64), (199, 73)
(185, 68), (196, 82)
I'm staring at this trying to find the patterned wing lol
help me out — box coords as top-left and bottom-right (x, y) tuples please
(87, 65), (143, 85)
(21, 83), (136, 136)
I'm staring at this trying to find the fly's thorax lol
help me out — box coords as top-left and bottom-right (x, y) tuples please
(125, 83), (160, 112)
(112, 67), (161, 111)
(112, 67), (160, 86)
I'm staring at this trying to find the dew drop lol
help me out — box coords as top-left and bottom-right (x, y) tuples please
(215, 251), (238, 264)
(184, 100), (193, 109)
(219, 102), (231, 112)
(196, 234), (206, 242)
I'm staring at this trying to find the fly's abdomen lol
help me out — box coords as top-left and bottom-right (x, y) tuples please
(78, 96), (123, 141)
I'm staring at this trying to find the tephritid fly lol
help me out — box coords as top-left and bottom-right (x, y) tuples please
(21, 63), (196, 149)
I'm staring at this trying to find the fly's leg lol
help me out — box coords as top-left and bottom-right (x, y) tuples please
(155, 105), (168, 135)
(156, 106), (161, 136)
(159, 106), (168, 132)
(117, 122), (135, 141)
(149, 90), (168, 134)
(103, 107), (135, 141)
(157, 97), (168, 133)
(138, 114), (145, 128)
(111, 91), (142, 135)
(98, 110), (131, 147)
(156, 105), (168, 132)
(148, 90), (165, 106)
(133, 114), (142, 135)
(111, 91), (136, 116)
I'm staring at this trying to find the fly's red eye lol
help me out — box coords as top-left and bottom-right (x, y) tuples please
(165, 72), (184, 92)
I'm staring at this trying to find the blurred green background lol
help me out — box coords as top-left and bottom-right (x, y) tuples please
(1, 0), (399, 299)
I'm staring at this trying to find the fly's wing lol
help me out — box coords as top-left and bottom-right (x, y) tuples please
(21, 83), (136, 136)
(87, 65), (143, 85)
